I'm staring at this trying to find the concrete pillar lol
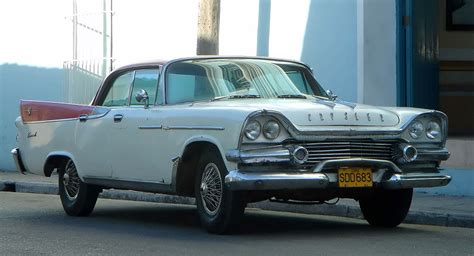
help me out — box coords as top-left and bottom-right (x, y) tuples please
(197, 0), (220, 55)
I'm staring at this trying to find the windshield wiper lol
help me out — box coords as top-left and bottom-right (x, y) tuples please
(211, 95), (261, 101)
(210, 95), (229, 101)
(229, 95), (261, 99)
(277, 94), (307, 99)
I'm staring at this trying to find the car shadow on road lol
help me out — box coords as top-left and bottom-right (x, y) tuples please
(85, 201), (429, 238)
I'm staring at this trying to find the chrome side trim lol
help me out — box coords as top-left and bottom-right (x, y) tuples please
(138, 125), (163, 130)
(164, 125), (225, 131)
(382, 173), (451, 189)
(23, 117), (83, 124)
(23, 108), (110, 124)
(11, 148), (27, 175)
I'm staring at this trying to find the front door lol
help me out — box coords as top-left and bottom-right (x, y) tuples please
(100, 68), (166, 183)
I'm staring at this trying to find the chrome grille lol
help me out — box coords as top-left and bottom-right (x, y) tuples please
(296, 140), (396, 168)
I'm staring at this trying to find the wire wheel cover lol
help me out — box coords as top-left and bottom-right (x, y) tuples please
(200, 163), (223, 216)
(63, 160), (81, 200)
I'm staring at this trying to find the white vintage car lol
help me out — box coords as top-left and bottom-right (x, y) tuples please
(13, 57), (451, 233)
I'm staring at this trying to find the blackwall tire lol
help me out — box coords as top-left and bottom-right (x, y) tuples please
(195, 151), (246, 234)
(59, 159), (101, 217)
(359, 188), (413, 228)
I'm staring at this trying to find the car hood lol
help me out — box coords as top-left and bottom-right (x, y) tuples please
(198, 99), (400, 127)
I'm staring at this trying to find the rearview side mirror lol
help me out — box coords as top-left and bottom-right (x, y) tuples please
(135, 89), (150, 108)
(326, 89), (338, 101)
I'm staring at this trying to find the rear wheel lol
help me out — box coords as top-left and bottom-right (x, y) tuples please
(59, 159), (101, 216)
(195, 151), (246, 234)
(359, 188), (413, 227)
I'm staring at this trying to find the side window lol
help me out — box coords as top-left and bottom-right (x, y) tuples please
(103, 72), (134, 107)
(130, 69), (160, 105)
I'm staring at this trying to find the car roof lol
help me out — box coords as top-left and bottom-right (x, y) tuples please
(113, 56), (312, 72)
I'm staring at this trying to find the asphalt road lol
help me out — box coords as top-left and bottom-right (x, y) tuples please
(0, 192), (472, 256)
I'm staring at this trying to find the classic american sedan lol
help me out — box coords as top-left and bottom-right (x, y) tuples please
(13, 57), (451, 233)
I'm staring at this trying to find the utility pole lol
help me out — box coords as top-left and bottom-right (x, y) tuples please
(73, 0), (77, 61)
(196, 0), (220, 55)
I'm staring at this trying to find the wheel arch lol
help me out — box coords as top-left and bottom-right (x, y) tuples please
(43, 151), (75, 177)
(175, 138), (226, 197)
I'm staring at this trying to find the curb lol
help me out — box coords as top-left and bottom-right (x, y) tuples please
(1, 180), (473, 229)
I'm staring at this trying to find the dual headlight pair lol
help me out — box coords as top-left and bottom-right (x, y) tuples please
(408, 120), (441, 140)
(244, 119), (281, 140)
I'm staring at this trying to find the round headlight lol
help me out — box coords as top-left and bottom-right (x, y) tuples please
(263, 120), (280, 140)
(426, 121), (441, 139)
(409, 121), (424, 139)
(244, 120), (261, 140)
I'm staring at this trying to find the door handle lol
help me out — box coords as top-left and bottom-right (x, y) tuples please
(79, 114), (88, 122)
(113, 114), (124, 122)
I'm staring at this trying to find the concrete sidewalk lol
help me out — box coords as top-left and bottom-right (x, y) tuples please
(1, 171), (473, 229)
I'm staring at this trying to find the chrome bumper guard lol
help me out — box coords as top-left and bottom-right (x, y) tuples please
(224, 158), (451, 191)
(11, 148), (27, 174)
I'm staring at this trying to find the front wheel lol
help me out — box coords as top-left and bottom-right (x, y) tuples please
(59, 159), (101, 216)
(195, 151), (246, 234)
(359, 188), (413, 227)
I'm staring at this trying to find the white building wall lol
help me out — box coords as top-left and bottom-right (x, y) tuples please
(267, 0), (311, 60)
(219, 0), (259, 56)
(360, 0), (397, 106)
(112, 0), (198, 67)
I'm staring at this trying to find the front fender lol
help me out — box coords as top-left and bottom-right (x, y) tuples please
(180, 135), (238, 171)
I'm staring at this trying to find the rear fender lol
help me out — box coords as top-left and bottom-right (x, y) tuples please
(43, 151), (76, 177)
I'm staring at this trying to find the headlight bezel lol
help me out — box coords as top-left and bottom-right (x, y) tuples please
(241, 113), (291, 144)
(403, 112), (447, 144)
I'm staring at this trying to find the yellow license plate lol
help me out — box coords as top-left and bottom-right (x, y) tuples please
(338, 167), (373, 188)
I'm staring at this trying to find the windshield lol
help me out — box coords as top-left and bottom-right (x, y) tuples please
(165, 59), (328, 104)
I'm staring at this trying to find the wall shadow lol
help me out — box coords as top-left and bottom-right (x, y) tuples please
(0, 64), (63, 171)
(257, 0), (271, 56)
(300, 0), (358, 102)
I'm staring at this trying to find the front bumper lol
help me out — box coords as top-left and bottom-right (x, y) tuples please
(224, 158), (451, 191)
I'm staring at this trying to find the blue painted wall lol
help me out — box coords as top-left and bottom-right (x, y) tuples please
(300, 0), (358, 102)
(0, 64), (63, 171)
